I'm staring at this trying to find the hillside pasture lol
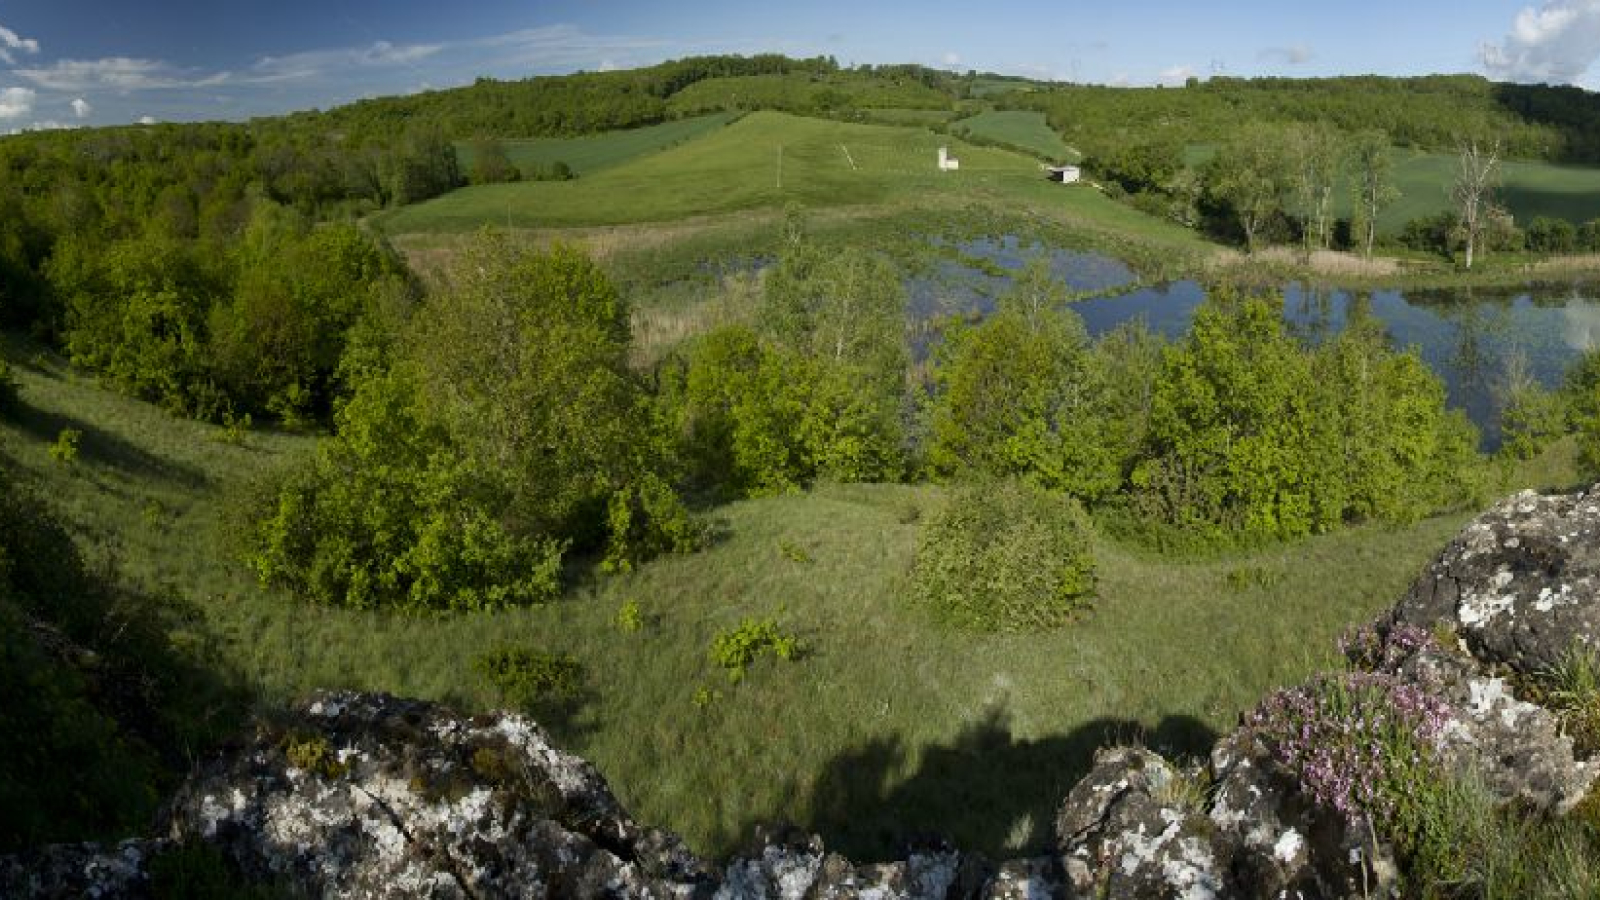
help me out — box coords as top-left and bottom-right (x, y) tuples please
(953, 109), (1079, 162)
(379, 111), (1052, 232)
(453, 112), (738, 177)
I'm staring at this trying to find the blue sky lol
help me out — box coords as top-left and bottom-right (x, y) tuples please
(0, 0), (1597, 130)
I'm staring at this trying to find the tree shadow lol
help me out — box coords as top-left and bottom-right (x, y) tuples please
(8, 401), (208, 489)
(783, 704), (1218, 861)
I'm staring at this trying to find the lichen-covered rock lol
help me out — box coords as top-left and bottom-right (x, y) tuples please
(163, 691), (717, 899)
(0, 839), (168, 899)
(1380, 636), (1598, 812)
(1394, 486), (1600, 674)
(1055, 747), (1227, 900)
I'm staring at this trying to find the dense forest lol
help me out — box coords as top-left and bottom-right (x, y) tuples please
(1009, 75), (1600, 164)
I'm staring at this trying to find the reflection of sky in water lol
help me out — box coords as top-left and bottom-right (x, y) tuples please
(911, 237), (1599, 448)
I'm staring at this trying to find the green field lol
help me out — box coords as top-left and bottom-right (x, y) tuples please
(1367, 149), (1600, 232)
(953, 110), (1078, 162)
(379, 111), (1204, 250)
(5, 339), (1581, 859)
(454, 112), (738, 177)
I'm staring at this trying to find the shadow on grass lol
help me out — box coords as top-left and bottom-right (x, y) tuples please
(777, 704), (1218, 861)
(8, 401), (208, 488)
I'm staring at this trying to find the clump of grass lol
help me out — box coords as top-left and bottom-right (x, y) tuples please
(207, 410), (252, 446)
(48, 427), (81, 463)
(473, 645), (584, 707)
(614, 597), (645, 633)
(1224, 565), (1283, 592)
(708, 617), (801, 683)
(1540, 644), (1600, 758)
(776, 539), (812, 564)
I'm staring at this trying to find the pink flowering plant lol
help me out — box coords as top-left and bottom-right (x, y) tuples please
(1247, 669), (1452, 826)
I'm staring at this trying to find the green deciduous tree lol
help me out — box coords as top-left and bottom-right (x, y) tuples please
(1204, 123), (1293, 253)
(1350, 130), (1401, 258)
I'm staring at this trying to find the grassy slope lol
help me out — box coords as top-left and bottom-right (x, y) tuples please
(453, 113), (739, 177)
(378, 111), (1209, 260)
(953, 110), (1078, 162)
(7, 342), (1582, 860)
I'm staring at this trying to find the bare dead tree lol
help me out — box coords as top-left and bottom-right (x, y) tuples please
(1452, 138), (1502, 270)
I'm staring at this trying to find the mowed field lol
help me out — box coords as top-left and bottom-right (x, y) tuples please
(380, 111), (1056, 232)
(453, 112), (739, 177)
(5, 339), (1580, 860)
(953, 110), (1079, 162)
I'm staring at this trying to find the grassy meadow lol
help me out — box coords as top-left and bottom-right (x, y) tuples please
(952, 110), (1079, 162)
(453, 112), (739, 178)
(4, 337), (1583, 860)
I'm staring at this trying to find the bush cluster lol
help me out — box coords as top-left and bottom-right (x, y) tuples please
(473, 645), (585, 707)
(708, 618), (801, 682)
(911, 480), (1096, 632)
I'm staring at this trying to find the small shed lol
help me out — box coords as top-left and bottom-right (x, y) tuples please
(937, 146), (960, 171)
(1046, 165), (1081, 184)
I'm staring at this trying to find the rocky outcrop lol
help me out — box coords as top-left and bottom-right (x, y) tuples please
(5, 484), (1599, 899)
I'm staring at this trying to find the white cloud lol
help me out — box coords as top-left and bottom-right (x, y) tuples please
(1157, 65), (1197, 85)
(0, 22), (40, 64)
(1481, 0), (1600, 83)
(1259, 44), (1315, 65)
(0, 87), (35, 120)
(475, 24), (668, 70)
(942, 51), (961, 66)
(70, 97), (91, 119)
(137, 115), (157, 125)
(597, 58), (620, 72)
(15, 57), (230, 91)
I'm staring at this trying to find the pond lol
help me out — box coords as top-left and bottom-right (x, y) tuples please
(914, 236), (1600, 448)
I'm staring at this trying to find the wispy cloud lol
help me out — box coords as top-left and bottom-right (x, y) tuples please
(70, 97), (91, 118)
(15, 57), (230, 92)
(0, 22), (40, 64)
(474, 24), (669, 71)
(1481, 0), (1600, 83)
(1259, 44), (1315, 66)
(250, 40), (444, 82)
(941, 51), (961, 67)
(0, 87), (35, 119)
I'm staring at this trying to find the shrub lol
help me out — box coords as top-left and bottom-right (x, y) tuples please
(1527, 216), (1579, 253)
(473, 645), (584, 707)
(614, 597), (644, 633)
(48, 427), (81, 463)
(911, 480), (1096, 632)
(708, 618), (800, 682)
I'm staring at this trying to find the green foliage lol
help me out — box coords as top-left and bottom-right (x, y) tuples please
(664, 240), (907, 498)
(777, 539), (813, 563)
(243, 236), (690, 610)
(614, 597), (645, 633)
(1531, 645), (1600, 759)
(48, 427), (81, 464)
(925, 262), (1140, 503)
(1203, 122), (1294, 252)
(1563, 349), (1600, 473)
(1498, 351), (1568, 460)
(473, 645), (585, 706)
(467, 136), (521, 185)
(1133, 289), (1475, 540)
(1527, 216), (1580, 253)
(281, 732), (348, 779)
(708, 617), (801, 682)
(911, 480), (1096, 632)
(525, 160), (577, 181)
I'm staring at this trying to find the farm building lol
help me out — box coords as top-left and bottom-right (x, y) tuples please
(1047, 165), (1081, 184)
(937, 146), (960, 171)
